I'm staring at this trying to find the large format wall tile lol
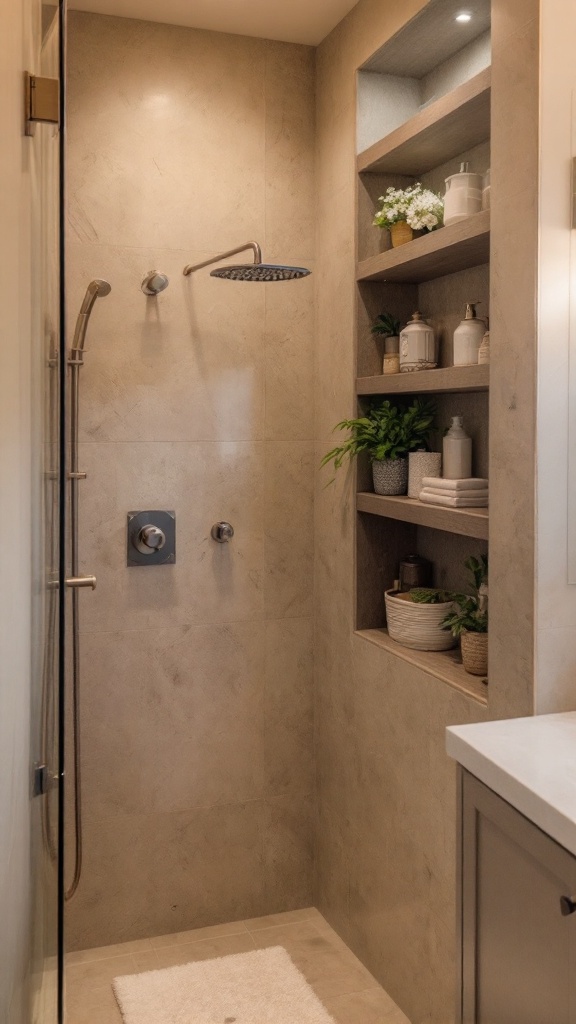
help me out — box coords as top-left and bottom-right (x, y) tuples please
(67, 243), (267, 445)
(77, 439), (266, 631)
(66, 12), (315, 950)
(67, 15), (267, 252)
(67, 804), (265, 949)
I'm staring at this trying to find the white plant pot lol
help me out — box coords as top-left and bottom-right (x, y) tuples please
(408, 451), (442, 498)
(385, 590), (456, 651)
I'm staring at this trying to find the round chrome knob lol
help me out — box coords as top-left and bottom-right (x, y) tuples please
(135, 524), (166, 554)
(211, 522), (234, 543)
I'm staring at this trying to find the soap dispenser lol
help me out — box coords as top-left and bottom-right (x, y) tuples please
(443, 416), (472, 479)
(453, 303), (486, 366)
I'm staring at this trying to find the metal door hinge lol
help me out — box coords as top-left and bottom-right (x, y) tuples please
(25, 72), (59, 136)
(32, 763), (48, 798)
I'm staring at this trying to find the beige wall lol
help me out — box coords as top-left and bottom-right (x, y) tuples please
(536, 0), (576, 714)
(314, 2), (539, 1021)
(66, 12), (316, 949)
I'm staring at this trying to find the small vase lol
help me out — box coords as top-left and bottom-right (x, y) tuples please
(408, 451), (442, 498)
(382, 335), (400, 375)
(460, 630), (488, 677)
(390, 221), (414, 247)
(372, 458), (408, 495)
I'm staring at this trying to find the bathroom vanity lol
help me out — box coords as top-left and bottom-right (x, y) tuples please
(447, 713), (576, 1023)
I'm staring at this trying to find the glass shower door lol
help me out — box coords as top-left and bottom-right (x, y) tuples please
(29, 5), (64, 1023)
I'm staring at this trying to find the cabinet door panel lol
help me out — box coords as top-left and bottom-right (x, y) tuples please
(461, 771), (576, 1024)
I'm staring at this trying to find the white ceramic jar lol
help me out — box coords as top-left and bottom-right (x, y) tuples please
(443, 163), (483, 226)
(399, 312), (436, 373)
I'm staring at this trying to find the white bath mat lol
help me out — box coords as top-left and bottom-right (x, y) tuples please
(113, 945), (336, 1024)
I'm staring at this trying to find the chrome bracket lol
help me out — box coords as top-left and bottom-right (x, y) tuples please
(24, 72), (59, 136)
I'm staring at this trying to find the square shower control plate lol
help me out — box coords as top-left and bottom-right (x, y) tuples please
(127, 510), (176, 566)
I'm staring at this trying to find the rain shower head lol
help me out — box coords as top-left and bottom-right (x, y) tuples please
(183, 241), (311, 282)
(210, 264), (309, 282)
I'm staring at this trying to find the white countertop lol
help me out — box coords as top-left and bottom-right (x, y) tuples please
(446, 712), (576, 856)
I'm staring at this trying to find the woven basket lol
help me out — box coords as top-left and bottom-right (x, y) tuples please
(385, 590), (456, 652)
(460, 630), (488, 676)
(390, 221), (414, 247)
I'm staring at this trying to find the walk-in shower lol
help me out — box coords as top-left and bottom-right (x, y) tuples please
(65, 278), (111, 901)
(183, 241), (311, 282)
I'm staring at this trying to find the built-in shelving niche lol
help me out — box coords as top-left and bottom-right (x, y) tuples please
(354, 0), (491, 704)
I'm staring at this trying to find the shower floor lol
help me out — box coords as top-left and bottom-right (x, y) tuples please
(65, 907), (409, 1024)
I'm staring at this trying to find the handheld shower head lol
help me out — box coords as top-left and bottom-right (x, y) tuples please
(183, 241), (311, 282)
(70, 279), (111, 358)
(79, 279), (111, 314)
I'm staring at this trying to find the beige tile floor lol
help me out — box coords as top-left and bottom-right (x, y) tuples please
(65, 907), (410, 1024)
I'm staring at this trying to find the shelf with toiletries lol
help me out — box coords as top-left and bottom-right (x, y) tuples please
(357, 363), (488, 396)
(357, 68), (491, 179)
(353, 35), (492, 693)
(355, 628), (488, 705)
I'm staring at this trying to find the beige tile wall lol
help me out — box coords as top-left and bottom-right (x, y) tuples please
(314, 1), (539, 1021)
(66, 12), (315, 950)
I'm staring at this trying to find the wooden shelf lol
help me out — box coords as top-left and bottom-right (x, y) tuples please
(357, 211), (490, 284)
(357, 68), (491, 177)
(357, 492), (488, 540)
(355, 628), (488, 705)
(357, 364), (489, 396)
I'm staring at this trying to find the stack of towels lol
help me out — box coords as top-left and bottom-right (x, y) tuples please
(419, 477), (488, 508)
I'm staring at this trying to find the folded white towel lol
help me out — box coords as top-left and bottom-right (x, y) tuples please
(422, 476), (488, 491)
(420, 487), (488, 500)
(419, 491), (488, 508)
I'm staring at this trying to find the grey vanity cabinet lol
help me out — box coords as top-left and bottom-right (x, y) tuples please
(459, 770), (576, 1024)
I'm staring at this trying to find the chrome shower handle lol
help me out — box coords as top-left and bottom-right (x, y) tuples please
(134, 524), (166, 554)
(211, 522), (234, 543)
(66, 575), (97, 590)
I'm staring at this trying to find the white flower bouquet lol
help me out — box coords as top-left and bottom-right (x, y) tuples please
(374, 184), (444, 232)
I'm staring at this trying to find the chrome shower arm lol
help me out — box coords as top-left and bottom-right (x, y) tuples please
(183, 241), (262, 276)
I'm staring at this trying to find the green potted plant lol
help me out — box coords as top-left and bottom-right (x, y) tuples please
(442, 555), (488, 677)
(372, 313), (401, 374)
(373, 184), (444, 247)
(321, 397), (436, 496)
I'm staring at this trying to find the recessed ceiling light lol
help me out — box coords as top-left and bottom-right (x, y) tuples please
(455, 11), (472, 21)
